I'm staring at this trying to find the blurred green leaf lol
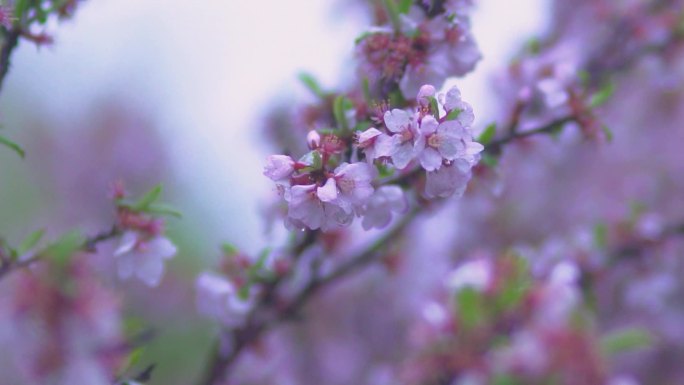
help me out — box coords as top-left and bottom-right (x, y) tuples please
(397, 0), (412, 14)
(221, 242), (239, 256)
(146, 203), (182, 219)
(133, 184), (163, 211)
(298, 72), (325, 99)
(481, 153), (499, 168)
(601, 125), (613, 143)
(456, 287), (485, 329)
(590, 81), (615, 108)
(593, 223), (608, 249)
(601, 327), (653, 356)
(381, 0), (401, 31)
(0, 134), (25, 158)
(43, 231), (85, 267)
(333, 95), (354, 130)
(477, 123), (497, 145)
(362, 77), (372, 106)
(17, 228), (45, 256)
(119, 347), (146, 377)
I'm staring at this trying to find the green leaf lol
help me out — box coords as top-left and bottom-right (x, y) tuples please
(601, 124), (613, 143)
(133, 184), (163, 211)
(601, 328), (653, 356)
(298, 72), (325, 99)
(456, 287), (485, 330)
(428, 96), (440, 119)
(477, 123), (497, 145)
(0, 134), (25, 158)
(247, 247), (271, 280)
(492, 374), (524, 385)
(43, 231), (85, 267)
(526, 37), (541, 55)
(481, 153), (499, 168)
(18, 229), (45, 256)
(445, 108), (462, 121)
(119, 347), (146, 376)
(354, 31), (374, 45)
(145, 203), (182, 218)
(592, 223), (608, 249)
(376, 163), (395, 179)
(311, 150), (323, 169)
(221, 243), (239, 256)
(397, 0), (413, 14)
(362, 77), (372, 107)
(590, 81), (615, 108)
(333, 95), (354, 130)
(381, 0), (402, 31)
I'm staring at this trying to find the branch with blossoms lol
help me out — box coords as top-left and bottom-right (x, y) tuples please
(0, 182), (179, 285)
(189, 1), (681, 383)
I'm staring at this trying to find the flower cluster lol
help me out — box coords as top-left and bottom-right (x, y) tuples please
(398, 254), (636, 385)
(0, 258), (124, 385)
(356, 1), (480, 97)
(264, 84), (482, 231)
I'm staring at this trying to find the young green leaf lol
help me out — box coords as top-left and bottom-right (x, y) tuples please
(590, 81), (615, 108)
(601, 328), (653, 356)
(381, 0), (402, 31)
(145, 203), (182, 218)
(298, 72), (325, 99)
(0, 134), (25, 158)
(133, 184), (163, 211)
(17, 229), (45, 256)
(333, 95), (354, 130)
(397, 0), (413, 14)
(456, 288), (485, 330)
(43, 231), (86, 267)
(477, 123), (497, 145)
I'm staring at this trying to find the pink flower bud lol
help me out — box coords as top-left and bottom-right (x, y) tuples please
(264, 155), (295, 181)
(307, 130), (321, 149)
(417, 84), (436, 107)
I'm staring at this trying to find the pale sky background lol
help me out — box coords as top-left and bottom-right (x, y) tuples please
(1, 0), (549, 254)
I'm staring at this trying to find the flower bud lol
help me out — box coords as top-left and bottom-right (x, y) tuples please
(307, 130), (321, 149)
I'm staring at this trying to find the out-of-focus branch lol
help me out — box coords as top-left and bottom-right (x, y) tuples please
(199, 208), (418, 385)
(0, 27), (20, 91)
(0, 226), (121, 280)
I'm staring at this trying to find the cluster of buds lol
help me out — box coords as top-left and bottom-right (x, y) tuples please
(264, 84), (482, 232)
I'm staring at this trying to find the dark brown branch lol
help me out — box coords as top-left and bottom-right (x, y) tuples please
(0, 27), (20, 92)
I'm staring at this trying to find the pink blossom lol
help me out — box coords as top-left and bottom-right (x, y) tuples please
(417, 84), (436, 107)
(332, 162), (376, 212)
(361, 185), (408, 230)
(441, 86), (475, 126)
(113, 231), (177, 287)
(285, 184), (353, 231)
(424, 162), (472, 199)
(384, 109), (418, 169)
(264, 155), (295, 181)
(357, 127), (393, 163)
(415, 117), (467, 171)
(196, 272), (253, 327)
(445, 258), (492, 292)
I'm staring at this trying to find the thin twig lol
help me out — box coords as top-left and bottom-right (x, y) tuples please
(0, 226), (120, 280)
